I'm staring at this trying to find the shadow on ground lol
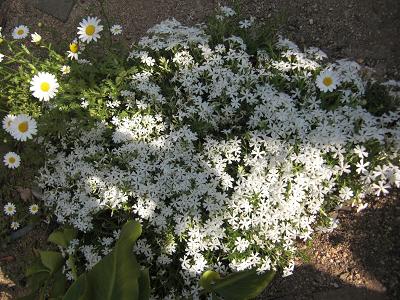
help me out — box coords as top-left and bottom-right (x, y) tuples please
(262, 190), (399, 300)
(263, 265), (388, 300)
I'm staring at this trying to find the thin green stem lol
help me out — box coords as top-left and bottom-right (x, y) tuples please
(98, 0), (113, 47)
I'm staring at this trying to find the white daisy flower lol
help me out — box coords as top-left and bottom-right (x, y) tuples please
(67, 40), (79, 60)
(110, 24), (122, 35)
(77, 16), (103, 43)
(2, 114), (16, 133)
(12, 25), (29, 39)
(3, 152), (21, 169)
(31, 32), (42, 43)
(4, 202), (16, 216)
(9, 114), (37, 141)
(29, 204), (39, 215)
(316, 70), (340, 92)
(61, 65), (71, 75)
(0, 53), (4, 62)
(30, 72), (59, 101)
(11, 222), (20, 230)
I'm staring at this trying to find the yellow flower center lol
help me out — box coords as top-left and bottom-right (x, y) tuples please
(69, 43), (79, 53)
(17, 29), (24, 35)
(18, 121), (29, 133)
(40, 82), (50, 92)
(7, 207), (13, 212)
(85, 25), (96, 36)
(323, 76), (333, 86)
(8, 157), (16, 164)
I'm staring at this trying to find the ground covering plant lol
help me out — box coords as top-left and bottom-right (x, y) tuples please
(1, 4), (400, 299)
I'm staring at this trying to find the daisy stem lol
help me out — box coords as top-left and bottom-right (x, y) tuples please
(0, 107), (11, 113)
(1, 51), (32, 67)
(98, 0), (113, 47)
(0, 64), (18, 74)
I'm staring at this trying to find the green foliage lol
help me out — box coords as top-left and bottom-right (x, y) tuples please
(22, 221), (148, 300)
(138, 268), (151, 300)
(20, 228), (78, 300)
(200, 269), (276, 300)
(63, 221), (148, 300)
(364, 82), (398, 116)
(48, 228), (77, 248)
(205, 2), (283, 56)
(39, 251), (64, 274)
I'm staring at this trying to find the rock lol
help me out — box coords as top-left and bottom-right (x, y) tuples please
(9, 224), (34, 241)
(32, 0), (76, 22)
(16, 187), (33, 201)
(31, 185), (44, 200)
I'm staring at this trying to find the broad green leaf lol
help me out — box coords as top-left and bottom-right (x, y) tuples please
(26, 260), (50, 277)
(138, 268), (151, 300)
(26, 271), (50, 293)
(63, 273), (88, 300)
(206, 269), (276, 300)
(17, 293), (38, 300)
(49, 270), (68, 298)
(23, 260), (50, 298)
(39, 251), (64, 274)
(67, 255), (78, 280)
(48, 228), (77, 248)
(63, 221), (144, 300)
(200, 270), (221, 292)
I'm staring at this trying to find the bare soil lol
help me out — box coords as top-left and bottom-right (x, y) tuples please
(0, 1), (399, 299)
(262, 191), (400, 300)
(2, 0), (400, 80)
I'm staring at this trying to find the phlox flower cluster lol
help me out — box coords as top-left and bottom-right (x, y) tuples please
(37, 9), (400, 299)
